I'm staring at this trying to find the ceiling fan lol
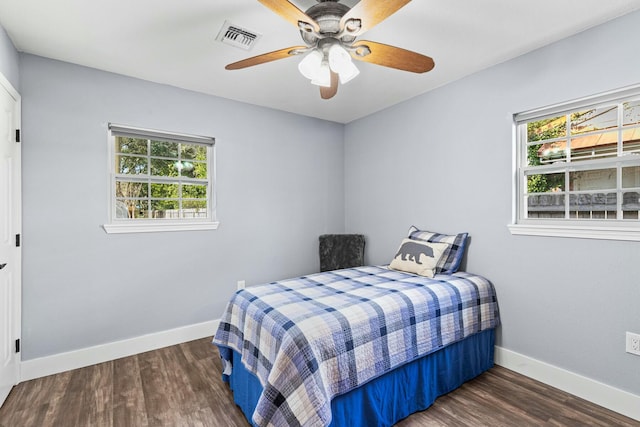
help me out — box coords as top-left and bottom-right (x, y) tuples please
(225, 0), (435, 100)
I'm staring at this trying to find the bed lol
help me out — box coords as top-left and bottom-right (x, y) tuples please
(213, 262), (500, 426)
(213, 227), (500, 426)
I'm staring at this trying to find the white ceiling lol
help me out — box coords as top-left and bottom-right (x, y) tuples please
(2, 0), (640, 123)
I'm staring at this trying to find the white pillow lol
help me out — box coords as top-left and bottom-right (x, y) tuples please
(389, 238), (449, 278)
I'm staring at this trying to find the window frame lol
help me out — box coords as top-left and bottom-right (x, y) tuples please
(103, 123), (219, 234)
(509, 84), (640, 241)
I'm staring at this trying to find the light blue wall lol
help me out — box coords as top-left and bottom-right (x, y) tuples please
(344, 11), (640, 395)
(0, 24), (19, 90)
(20, 54), (345, 360)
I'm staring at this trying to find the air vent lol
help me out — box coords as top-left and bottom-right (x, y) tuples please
(216, 21), (262, 51)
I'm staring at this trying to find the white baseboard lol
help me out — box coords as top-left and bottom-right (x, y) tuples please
(494, 345), (640, 422)
(20, 319), (220, 382)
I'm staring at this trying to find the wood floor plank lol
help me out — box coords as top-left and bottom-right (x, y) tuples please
(47, 364), (100, 426)
(82, 362), (114, 427)
(113, 355), (149, 427)
(0, 337), (637, 427)
(138, 346), (179, 426)
(158, 344), (204, 419)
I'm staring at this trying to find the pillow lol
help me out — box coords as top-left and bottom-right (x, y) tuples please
(389, 238), (449, 278)
(407, 226), (469, 274)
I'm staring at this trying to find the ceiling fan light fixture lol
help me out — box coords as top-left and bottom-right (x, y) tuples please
(328, 43), (359, 84)
(337, 61), (359, 84)
(311, 61), (332, 87)
(298, 49), (323, 80)
(327, 43), (350, 69)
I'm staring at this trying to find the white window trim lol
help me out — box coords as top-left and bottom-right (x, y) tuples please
(103, 221), (219, 234)
(507, 223), (640, 241)
(509, 83), (640, 241)
(103, 123), (219, 234)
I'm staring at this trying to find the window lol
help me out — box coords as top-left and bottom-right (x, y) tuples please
(103, 124), (218, 234)
(510, 85), (640, 241)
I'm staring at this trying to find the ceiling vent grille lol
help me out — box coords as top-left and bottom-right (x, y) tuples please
(216, 21), (262, 51)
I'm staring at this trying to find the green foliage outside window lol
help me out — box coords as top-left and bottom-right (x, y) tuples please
(115, 137), (208, 217)
(526, 111), (594, 193)
(527, 117), (564, 193)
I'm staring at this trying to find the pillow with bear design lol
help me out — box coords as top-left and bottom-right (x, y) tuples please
(389, 238), (450, 278)
(407, 226), (469, 274)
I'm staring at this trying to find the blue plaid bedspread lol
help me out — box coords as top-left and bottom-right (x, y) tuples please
(213, 265), (500, 427)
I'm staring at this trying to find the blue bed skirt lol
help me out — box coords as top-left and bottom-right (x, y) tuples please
(223, 328), (495, 427)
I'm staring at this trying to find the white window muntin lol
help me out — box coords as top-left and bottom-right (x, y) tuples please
(104, 124), (218, 234)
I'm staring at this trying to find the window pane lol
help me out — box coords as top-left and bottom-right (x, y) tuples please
(529, 141), (568, 165)
(116, 180), (148, 198)
(569, 168), (615, 191)
(623, 211), (639, 219)
(181, 144), (207, 160)
(527, 115), (566, 142)
(622, 191), (640, 215)
(115, 200), (130, 218)
(183, 200), (207, 219)
(526, 193), (565, 218)
(570, 131), (618, 162)
(175, 160), (194, 174)
(622, 127), (640, 154)
(182, 184), (207, 199)
(183, 200), (207, 209)
(151, 200), (179, 219)
(116, 155), (147, 175)
(622, 166), (640, 188)
(569, 192), (616, 219)
(150, 159), (179, 177)
(570, 106), (617, 135)
(527, 172), (564, 193)
(623, 100), (640, 126)
(116, 199), (149, 219)
(181, 161), (207, 179)
(116, 137), (148, 155)
(150, 183), (178, 198)
(150, 140), (179, 158)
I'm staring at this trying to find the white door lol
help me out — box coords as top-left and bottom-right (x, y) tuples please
(0, 75), (21, 408)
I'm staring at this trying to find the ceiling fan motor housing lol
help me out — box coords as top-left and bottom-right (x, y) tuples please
(302, 1), (353, 45)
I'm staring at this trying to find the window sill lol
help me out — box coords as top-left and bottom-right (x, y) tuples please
(103, 221), (219, 234)
(507, 223), (640, 241)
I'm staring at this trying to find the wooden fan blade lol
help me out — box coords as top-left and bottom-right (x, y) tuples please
(258, 0), (319, 32)
(225, 46), (307, 70)
(320, 72), (339, 100)
(340, 0), (411, 35)
(351, 40), (434, 73)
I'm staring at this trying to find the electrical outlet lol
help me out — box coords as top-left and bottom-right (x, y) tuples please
(626, 332), (640, 356)
(237, 280), (245, 290)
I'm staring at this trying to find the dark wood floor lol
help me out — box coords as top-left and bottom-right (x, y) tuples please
(0, 338), (637, 427)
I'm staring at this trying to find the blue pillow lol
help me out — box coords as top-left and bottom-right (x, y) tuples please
(407, 226), (469, 274)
